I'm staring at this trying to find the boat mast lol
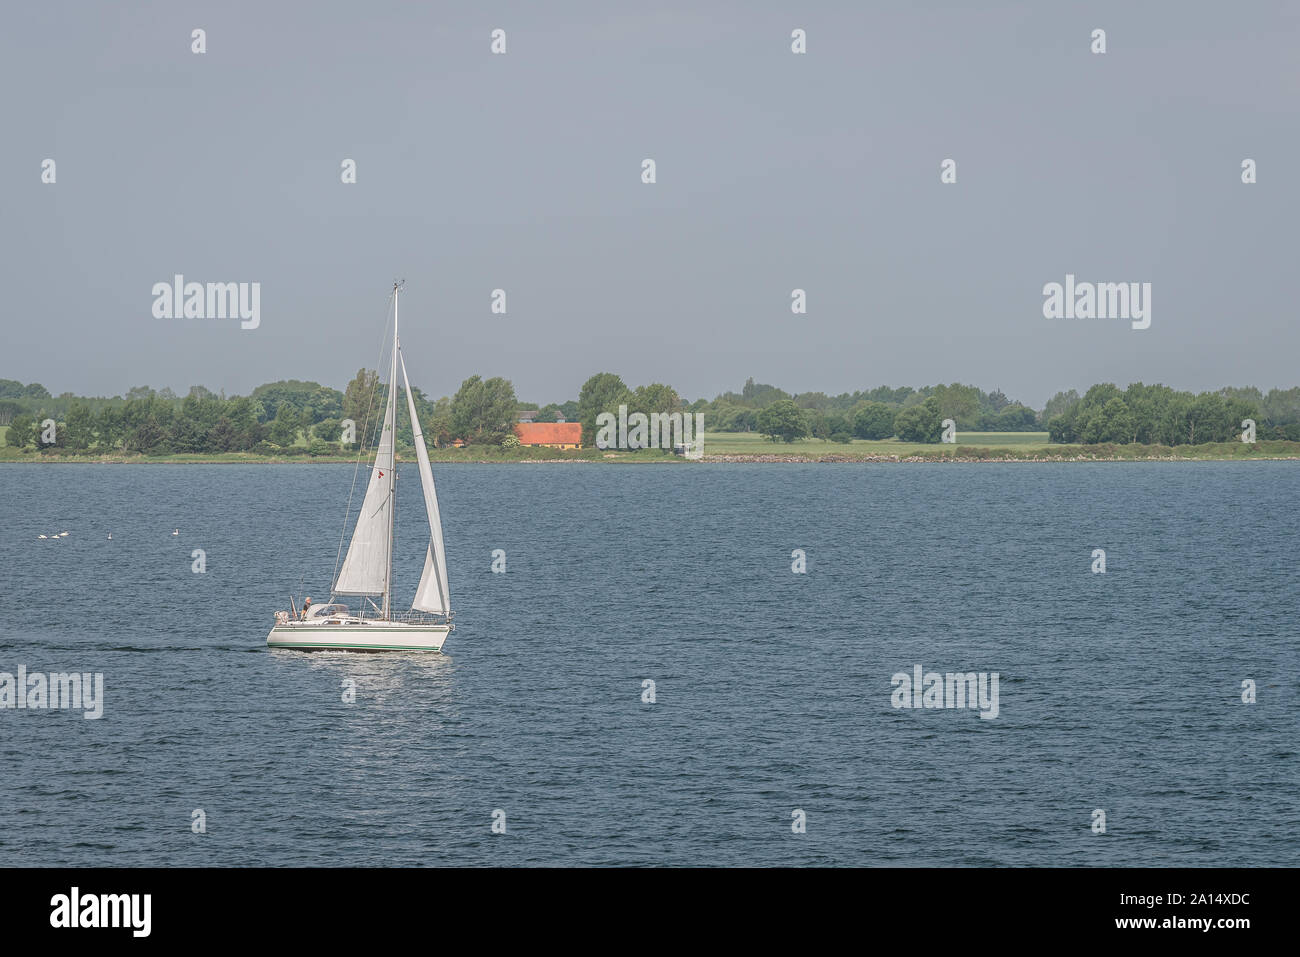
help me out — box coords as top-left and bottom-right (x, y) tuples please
(383, 280), (401, 619)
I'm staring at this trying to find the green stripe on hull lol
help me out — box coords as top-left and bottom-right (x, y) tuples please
(267, 641), (445, 652)
(268, 627), (449, 634)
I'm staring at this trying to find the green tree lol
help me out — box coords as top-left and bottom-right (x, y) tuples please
(993, 405), (1038, 431)
(894, 398), (944, 443)
(1079, 397), (1134, 443)
(756, 399), (809, 443)
(62, 403), (96, 450)
(252, 380), (337, 422)
(427, 397), (454, 447)
(269, 404), (300, 446)
(803, 408), (830, 439)
(313, 418), (343, 442)
(1082, 382), (1122, 408)
(824, 411), (852, 436)
(1049, 384), (1120, 443)
(96, 407), (125, 449)
(1041, 389), (1080, 425)
(793, 391), (832, 410)
(710, 404), (746, 432)
(577, 372), (632, 446)
(342, 369), (382, 445)
(863, 385), (915, 406)
(224, 397), (262, 449)
(741, 378), (791, 407)
(981, 389), (1011, 414)
(853, 401), (896, 439)
(308, 386), (343, 422)
(1184, 392), (1235, 444)
(929, 383), (981, 430)
(168, 416), (205, 452)
(629, 383), (682, 417)
(5, 414), (34, 448)
(1261, 387), (1300, 427)
(125, 416), (168, 453)
(205, 417), (238, 452)
(451, 375), (518, 444)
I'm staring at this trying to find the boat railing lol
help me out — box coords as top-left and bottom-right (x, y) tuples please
(323, 598), (451, 626)
(387, 610), (453, 625)
(329, 609), (453, 625)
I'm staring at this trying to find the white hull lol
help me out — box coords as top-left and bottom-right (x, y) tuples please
(267, 621), (451, 653)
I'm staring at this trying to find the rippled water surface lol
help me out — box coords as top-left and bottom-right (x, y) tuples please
(1, 462), (1296, 866)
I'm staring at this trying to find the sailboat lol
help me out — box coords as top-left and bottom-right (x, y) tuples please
(267, 282), (454, 652)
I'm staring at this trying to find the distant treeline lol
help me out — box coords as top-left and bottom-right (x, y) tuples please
(1044, 384), (1300, 445)
(1, 380), (351, 455)
(2, 374), (1298, 454)
(690, 379), (1040, 443)
(687, 378), (1300, 444)
(0, 373), (513, 455)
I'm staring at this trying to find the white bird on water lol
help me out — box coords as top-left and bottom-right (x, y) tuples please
(108, 532), (112, 540)
(60, 531), (69, 537)
(37, 534), (47, 539)
(172, 529), (179, 536)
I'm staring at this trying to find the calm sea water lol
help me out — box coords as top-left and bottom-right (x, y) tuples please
(0, 462), (1296, 867)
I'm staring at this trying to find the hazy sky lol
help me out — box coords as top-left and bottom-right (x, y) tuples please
(3, 1), (1296, 408)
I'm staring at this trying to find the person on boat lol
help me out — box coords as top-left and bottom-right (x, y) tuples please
(301, 597), (312, 620)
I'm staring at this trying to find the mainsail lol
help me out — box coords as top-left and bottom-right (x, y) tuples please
(400, 349), (451, 615)
(333, 340), (398, 597)
(332, 285), (450, 618)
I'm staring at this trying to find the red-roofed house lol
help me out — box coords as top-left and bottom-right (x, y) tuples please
(514, 422), (582, 449)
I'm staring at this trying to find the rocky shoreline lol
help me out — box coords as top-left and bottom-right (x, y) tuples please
(4, 450), (1298, 465)
(700, 453), (1300, 464)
